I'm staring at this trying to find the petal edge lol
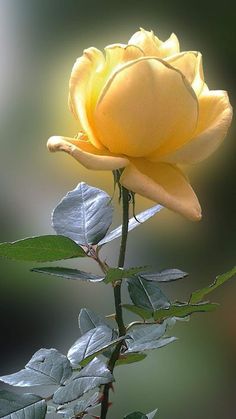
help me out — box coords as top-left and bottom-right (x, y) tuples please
(120, 160), (202, 221)
(47, 136), (129, 170)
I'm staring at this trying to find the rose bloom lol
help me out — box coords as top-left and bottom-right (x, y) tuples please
(47, 28), (232, 221)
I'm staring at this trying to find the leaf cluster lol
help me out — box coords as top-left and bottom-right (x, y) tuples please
(0, 182), (235, 418)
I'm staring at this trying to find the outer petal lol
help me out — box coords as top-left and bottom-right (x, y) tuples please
(128, 28), (180, 58)
(157, 33), (180, 58)
(120, 160), (202, 221)
(88, 44), (144, 108)
(69, 45), (144, 149)
(166, 52), (206, 96)
(68, 47), (105, 149)
(94, 57), (198, 157)
(47, 135), (129, 170)
(155, 90), (233, 164)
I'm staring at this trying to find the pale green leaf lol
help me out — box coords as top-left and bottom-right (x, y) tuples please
(104, 266), (148, 284)
(122, 304), (153, 320)
(31, 267), (103, 282)
(52, 182), (113, 245)
(99, 204), (163, 246)
(67, 325), (120, 366)
(125, 323), (176, 353)
(0, 349), (72, 387)
(190, 266), (236, 304)
(78, 308), (109, 335)
(53, 358), (113, 404)
(140, 269), (188, 282)
(128, 277), (170, 312)
(0, 390), (46, 419)
(153, 302), (218, 321)
(0, 236), (85, 262)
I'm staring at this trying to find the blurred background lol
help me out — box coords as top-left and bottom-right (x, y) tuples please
(0, 0), (235, 418)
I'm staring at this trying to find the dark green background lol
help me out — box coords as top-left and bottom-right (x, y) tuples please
(0, 1), (235, 418)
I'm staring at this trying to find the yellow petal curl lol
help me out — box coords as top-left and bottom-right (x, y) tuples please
(120, 160), (202, 221)
(47, 135), (129, 170)
(128, 28), (180, 58)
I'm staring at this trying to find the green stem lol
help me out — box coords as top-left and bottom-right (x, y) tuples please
(100, 186), (130, 419)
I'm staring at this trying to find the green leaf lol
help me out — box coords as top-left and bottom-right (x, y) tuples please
(123, 302), (218, 322)
(99, 204), (163, 246)
(125, 323), (176, 353)
(116, 352), (147, 366)
(53, 357), (113, 404)
(0, 390), (47, 418)
(52, 182), (113, 245)
(127, 277), (170, 312)
(140, 269), (188, 282)
(31, 267), (103, 282)
(0, 348), (72, 387)
(147, 409), (158, 419)
(104, 266), (148, 284)
(78, 308), (109, 335)
(57, 392), (100, 418)
(124, 413), (147, 419)
(190, 266), (236, 304)
(124, 409), (158, 419)
(0, 235), (86, 262)
(122, 304), (153, 320)
(153, 302), (218, 321)
(67, 325), (121, 367)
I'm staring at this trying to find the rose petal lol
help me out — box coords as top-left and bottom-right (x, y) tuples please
(88, 44), (145, 107)
(69, 47), (105, 149)
(104, 43), (144, 66)
(156, 90), (233, 164)
(69, 45), (144, 149)
(128, 28), (180, 58)
(166, 51), (206, 96)
(120, 160), (202, 221)
(158, 33), (180, 58)
(47, 135), (129, 170)
(94, 57), (198, 157)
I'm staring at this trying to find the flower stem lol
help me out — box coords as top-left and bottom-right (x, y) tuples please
(100, 186), (130, 419)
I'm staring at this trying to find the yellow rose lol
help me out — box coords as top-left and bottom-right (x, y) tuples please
(47, 28), (232, 221)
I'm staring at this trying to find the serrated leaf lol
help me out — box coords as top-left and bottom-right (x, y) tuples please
(79, 308), (109, 335)
(0, 236), (85, 262)
(190, 266), (236, 304)
(128, 277), (170, 312)
(116, 352), (147, 366)
(104, 266), (148, 284)
(122, 304), (153, 320)
(99, 204), (163, 246)
(53, 358), (113, 404)
(31, 267), (103, 282)
(0, 349), (72, 387)
(153, 302), (218, 321)
(57, 392), (100, 418)
(125, 323), (176, 353)
(140, 269), (188, 282)
(67, 325), (120, 367)
(52, 182), (113, 245)
(0, 390), (47, 419)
